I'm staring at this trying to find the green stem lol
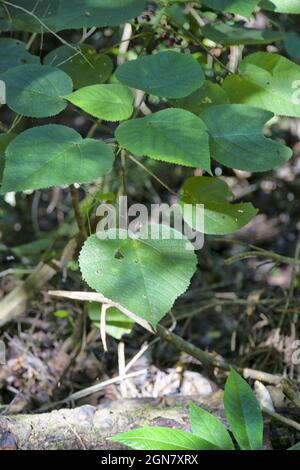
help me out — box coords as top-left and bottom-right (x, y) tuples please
(129, 154), (178, 196)
(69, 185), (88, 240)
(225, 250), (300, 267)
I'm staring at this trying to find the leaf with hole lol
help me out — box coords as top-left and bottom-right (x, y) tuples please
(0, 38), (39, 73)
(224, 369), (264, 450)
(44, 45), (113, 89)
(79, 225), (197, 328)
(0, 0), (146, 32)
(169, 81), (229, 116)
(202, 0), (259, 17)
(223, 52), (300, 117)
(115, 108), (211, 172)
(1, 125), (114, 192)
(0, 64), (73, 118)
(181, 176), (258, 235)
(116, 51), (205, 99)
(189, 403), (234, 450)
(202, 23), (284, 46)
(66, 84), (134, 121)
(112, 427), (220, 450)
(202, 104), (292, 171)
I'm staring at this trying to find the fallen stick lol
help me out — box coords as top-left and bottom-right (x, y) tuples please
(0, 395), (224, 450)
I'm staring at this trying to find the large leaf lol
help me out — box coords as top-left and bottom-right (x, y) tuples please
(44, 45), (113, 89)
(66, 84), (134, 121)
(181, 176), (257, 235)
(112, 427), (220, 450)
(79, 225), (197, 328)
(189, 403), (234, 450)
(224, 369), (264, 450)
(169, 81), (229, 116)
(202, 0), (259, 16)
(0, 0), (146, 32)
(88, 303), (134, 340)
(1, 125), (114, 192)
(223, 52), (300, 117)
(115, 109), (211, 172)
(116, 51), (205, 99)
(0, 38), (39, 73)
(202, 23), (284, 46)
(260, 0), (300, 13)
(202, 104), (292, 172)
(0, 64), (72, 118)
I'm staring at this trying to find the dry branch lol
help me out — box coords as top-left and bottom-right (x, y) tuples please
(0, 396), (224, 450)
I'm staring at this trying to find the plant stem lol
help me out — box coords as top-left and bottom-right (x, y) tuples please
(69, 185), (88, 240)
(225, 250), (300, 267)
(262, 407), (300, 432)
(129, 154), (179, 196)
(156, 324), (230, 370)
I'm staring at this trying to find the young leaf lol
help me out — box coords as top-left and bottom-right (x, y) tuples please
(260, 0), (300, 13)
(169, 81), (229, 116)
(44, 45), (113, 89)
(224, 369), (264, 450)
(181, 176), (257, 235)
(0, 0), (146, 32)
(66, 84), (134, 121)
(112, 427), (220, 450)
(88, 303), (134, 340)
(202, 23), (284, 46)
(79, 225), (197, 328)
(202, 0), (259, 17)
(115, 108), (211, 172)
(0, 38), (39, 73)
(1, 125), (114, 192)
(223, 52), (300, 117)
(0, 64), (73, 118)
(115, 51), (205, 99)
(202, 104), (292, 172)
(189, 403), (234, 450)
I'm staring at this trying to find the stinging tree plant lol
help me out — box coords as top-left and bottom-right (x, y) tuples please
(0, 1), (299, 337)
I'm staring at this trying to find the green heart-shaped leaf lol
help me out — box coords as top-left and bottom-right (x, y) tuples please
(66, 84), (134, 121)
(1, 125), (114, 192)
(79, 225), (197, 327)
(0, 64), (73, 118)
(223, 52), (300, 117)
(202, 104), (292, 171)
(181, 176), (258, 235)
(116, 108), (211, 172)
(116, 51), (205, 99)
